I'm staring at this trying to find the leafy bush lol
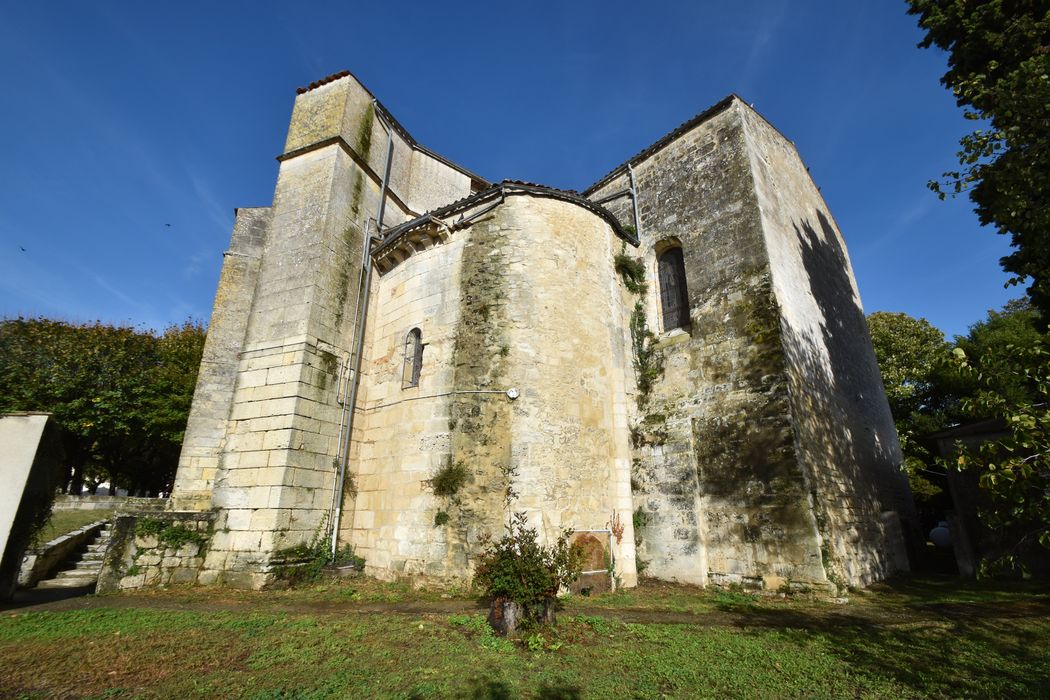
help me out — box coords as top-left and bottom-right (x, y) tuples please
(473, 512), (584, 625)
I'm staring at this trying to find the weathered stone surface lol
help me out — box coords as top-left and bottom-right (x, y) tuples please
(168, 73), (913, 591)
(96, 512), (215, 594)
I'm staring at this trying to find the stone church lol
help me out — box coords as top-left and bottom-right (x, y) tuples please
(161, 70), (914, 591)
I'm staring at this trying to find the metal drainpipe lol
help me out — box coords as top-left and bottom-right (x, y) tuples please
(329, 101), (394, 556)
(627, 163), (642, 238)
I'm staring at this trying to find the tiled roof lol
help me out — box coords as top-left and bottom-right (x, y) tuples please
(296, 71), (352, 95)
(373, 181), (637, 258)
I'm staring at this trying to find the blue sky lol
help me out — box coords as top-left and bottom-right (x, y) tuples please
(0, 1), (1019, 339)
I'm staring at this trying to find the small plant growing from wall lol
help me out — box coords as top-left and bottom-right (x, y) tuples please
(135, 518), (209, 549)
(614, 243), (647, 294)
(473, 512), (584, 635)
(630, 302), (664, 404)
(272, 517), (365, 584)
(431, 461), (469, 497)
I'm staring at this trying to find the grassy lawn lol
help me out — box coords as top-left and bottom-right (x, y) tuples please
(1, 577), (1048, 698)
(33, 509), (115, 546)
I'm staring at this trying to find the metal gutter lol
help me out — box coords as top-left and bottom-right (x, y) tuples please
(329, 101), (395, 557)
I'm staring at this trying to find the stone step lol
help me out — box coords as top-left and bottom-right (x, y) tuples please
(30, 520), (112, 591)
(60, 562), (102, 575)
(37, 575), (97, 589)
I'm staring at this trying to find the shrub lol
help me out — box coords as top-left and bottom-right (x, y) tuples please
(473, 512), (584, 626)
(432, 462), (468, 497)
(614, 250), (647, 294)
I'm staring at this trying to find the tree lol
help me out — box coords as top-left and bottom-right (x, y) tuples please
(867, 311), (957, 498)
(950, 329), (1050, 572)
(956, 297), (1044, 403)
(869, 302), (1050, 570)
(0, 318), (206, 495)
(906, 1), (1050, 317)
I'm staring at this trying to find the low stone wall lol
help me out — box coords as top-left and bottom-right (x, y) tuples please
(18, 520), (106, 588)
(52, 496), (168, 512)
(96, 512), (215, 593)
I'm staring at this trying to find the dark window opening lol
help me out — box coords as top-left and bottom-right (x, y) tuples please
(658, 247), (690, 331)
(402, 328), (423, 388)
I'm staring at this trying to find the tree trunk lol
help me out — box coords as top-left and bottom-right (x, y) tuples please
(487, 597), (518, 636)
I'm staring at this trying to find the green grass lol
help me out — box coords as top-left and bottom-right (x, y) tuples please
(33, 509), (114, 545)
(2, 577), (1048, 698)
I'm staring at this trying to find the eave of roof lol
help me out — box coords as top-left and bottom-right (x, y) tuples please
(373, 180), (637, 258)
(583, 95), (738, 196)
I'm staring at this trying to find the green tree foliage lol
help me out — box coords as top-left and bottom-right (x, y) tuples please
(867, 311), (956, 498)
(871, 302), (1049, 570)
(956, 297), (1044, 404)
(950, 329), (1050, 570)
(906, 1), (1050, 316)
(0, 318), (206, 495)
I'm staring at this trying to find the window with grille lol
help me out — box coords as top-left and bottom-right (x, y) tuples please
(658, 247), (690, 331)
(402, 328), (423, 388)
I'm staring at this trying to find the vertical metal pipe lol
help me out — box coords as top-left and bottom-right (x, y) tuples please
(329, 102), (394, 557)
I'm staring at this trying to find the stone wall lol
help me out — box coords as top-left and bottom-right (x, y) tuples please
(52, 496), (168, 512)
(494, 197), (636, 587)
(97, 512), (215, 593)
(740, 108), (914, 586)
(344, 219), (467, 579)
(172, 208), (270, 511)
(586, 98), (912, 590)
(345, 196), (637, 586)
(589, 102), (822, 589)
(171, 71), (476, 588)
(0, 413), (65, 601)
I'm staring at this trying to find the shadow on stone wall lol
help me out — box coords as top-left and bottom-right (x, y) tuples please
(780, 209), (915, 585)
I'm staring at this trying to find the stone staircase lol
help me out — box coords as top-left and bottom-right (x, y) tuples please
(35, 523), (113, 590)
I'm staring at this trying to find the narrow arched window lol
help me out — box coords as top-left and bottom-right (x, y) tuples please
(402, 328), (423, 388)
(658, 247), (689, 331)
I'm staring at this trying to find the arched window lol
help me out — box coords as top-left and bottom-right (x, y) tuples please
(402, 328), (423, 388)
(657, 247), (689, 331)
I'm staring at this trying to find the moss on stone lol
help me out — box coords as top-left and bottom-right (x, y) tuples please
(444, 217), (515, 567)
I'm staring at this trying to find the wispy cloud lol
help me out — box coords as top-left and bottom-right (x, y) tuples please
(737, 0), (790, 96)
(856, 195), (935, 256)
(188, 170), (234, 234)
